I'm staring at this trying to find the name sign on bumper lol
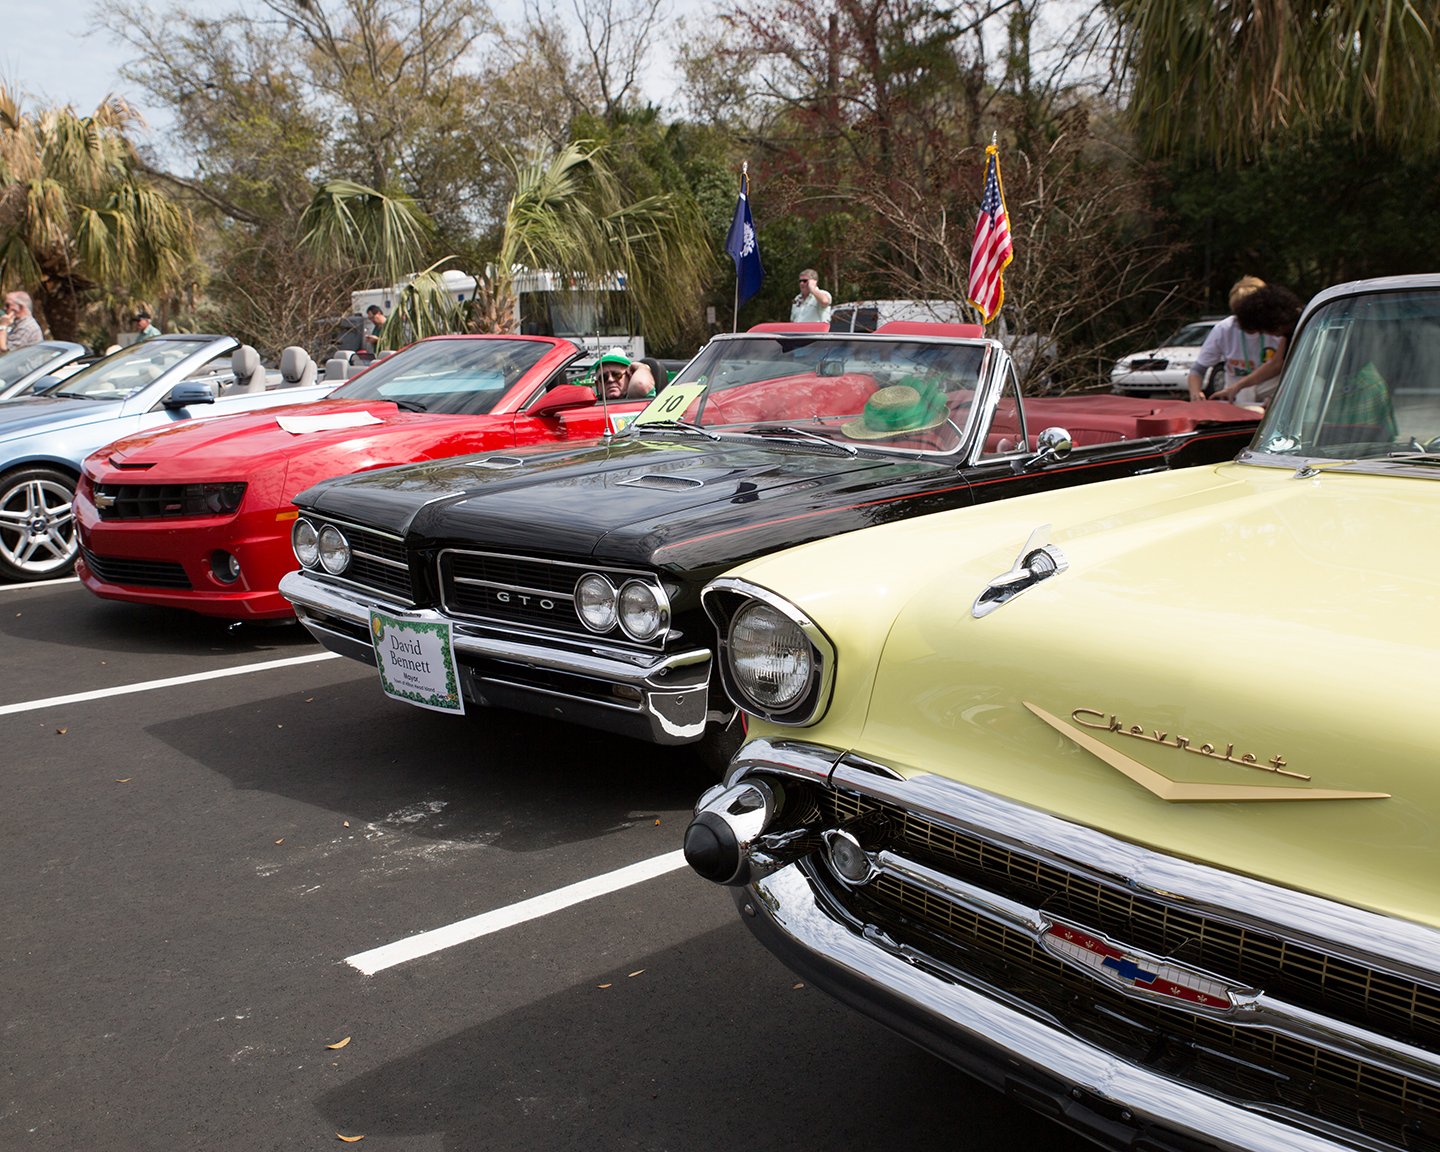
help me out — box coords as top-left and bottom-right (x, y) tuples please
(370, 610), (465, 714)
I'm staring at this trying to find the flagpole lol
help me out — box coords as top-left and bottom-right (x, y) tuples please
(733, 162), (747, 332)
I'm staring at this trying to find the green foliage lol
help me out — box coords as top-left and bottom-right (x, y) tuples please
(299, 179), (433, 293)
(1162, 135), (1440, 306)
(1110, 0), (1440, 161)
(377, 259), (471, 350)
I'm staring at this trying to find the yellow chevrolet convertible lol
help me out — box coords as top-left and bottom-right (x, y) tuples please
(684, 274), (1440, 1152)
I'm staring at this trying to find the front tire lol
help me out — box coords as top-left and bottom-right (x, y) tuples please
(0, 466), (80, 582)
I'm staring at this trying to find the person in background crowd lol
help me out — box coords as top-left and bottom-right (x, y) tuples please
(1186, 276), (1280, 406)
(364, 304), (387, 352)
(1220, 283), (1304, 408)
(133, 309), (162, 341)
(791, 269), (833, 324)
(1, 291), (44, 351)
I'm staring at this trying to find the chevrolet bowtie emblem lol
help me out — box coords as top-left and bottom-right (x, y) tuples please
(1024, 702), (1389, 802)
(93, 491), (116, 509)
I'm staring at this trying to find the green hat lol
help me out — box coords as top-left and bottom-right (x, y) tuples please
(841, 381), (949, 440)
(598, 347), (631, 368)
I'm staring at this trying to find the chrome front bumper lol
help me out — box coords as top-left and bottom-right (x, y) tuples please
(279, 570), (712, 744)
(743, 865), (1354, 1152)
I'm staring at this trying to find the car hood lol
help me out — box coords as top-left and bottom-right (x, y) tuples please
(816, 461), (1440, 927)
(95, 398), (448, 479)
(0, 395), (123, 440)
(300, 434), (940, 569)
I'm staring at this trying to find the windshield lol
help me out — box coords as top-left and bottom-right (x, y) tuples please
(655, 334), (987, 454)
(334, 337), (552, 414)
(53, 339), (210, 399)
(1160, 322), (1215, 348)
(1254, 290), (1440, 461)
(0, 344), (65, 386)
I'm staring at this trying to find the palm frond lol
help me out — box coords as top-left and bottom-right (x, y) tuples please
(299, 179), (433, 290)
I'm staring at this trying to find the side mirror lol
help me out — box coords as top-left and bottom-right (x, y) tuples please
(162, 381), (217, 410)
(1017, 426), (1072, 471)
(529, 383), (597, 417)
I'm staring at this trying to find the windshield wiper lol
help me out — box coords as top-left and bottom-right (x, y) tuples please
(745, 424), (858, 456)
(50, 390), (103, 400)
(631, 418), (721, 441)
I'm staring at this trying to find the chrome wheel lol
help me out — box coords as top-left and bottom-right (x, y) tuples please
(0, 468), (79, 581)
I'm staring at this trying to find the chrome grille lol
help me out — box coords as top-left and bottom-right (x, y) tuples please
(438, 549), (664, 647)
(853, 866), (1440, 1148)
(823, 789), (1440, 1051)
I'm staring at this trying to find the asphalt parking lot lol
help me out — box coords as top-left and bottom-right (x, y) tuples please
(2, 577), (1093, 1151)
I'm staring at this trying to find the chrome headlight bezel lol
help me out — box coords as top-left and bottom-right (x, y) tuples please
(575, 572), (619, 632)
(702, 577), (836, 726)
(292, 517), (320, 568)
(617, 578), (670, 641)
(317, 524), (351, 575)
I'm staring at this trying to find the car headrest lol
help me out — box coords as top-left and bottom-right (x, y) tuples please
(280, 346), (316, 387)
(324, 358), (349, 381)
(231, 344), (266, 390)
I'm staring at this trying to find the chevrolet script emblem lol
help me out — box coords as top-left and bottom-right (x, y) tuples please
(1024, 702), (1389, 802)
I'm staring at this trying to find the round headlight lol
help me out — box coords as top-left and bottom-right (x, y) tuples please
(576, 573), (617, 631)
(318, 524), (351, 574)
(618, 580), (665, 641)
(728, 601), (813, 709)
(292, 518), (319, 568)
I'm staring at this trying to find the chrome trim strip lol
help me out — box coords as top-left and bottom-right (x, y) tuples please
(453, 575), (576, 601)
(819, 754), (1440, 998)
(702, 576), (837, 726)
(307, 514), (405, 544)
(747, 865), (1370, 1152)
(352, 549), (408, 571)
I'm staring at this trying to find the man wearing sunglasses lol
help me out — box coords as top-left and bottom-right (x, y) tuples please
(790, 269), (833, 324)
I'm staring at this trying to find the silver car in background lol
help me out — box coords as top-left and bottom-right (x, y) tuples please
(0, 341), (91, 401)
(0, 335), (338, 582)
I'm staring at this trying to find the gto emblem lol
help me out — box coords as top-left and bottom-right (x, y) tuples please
(496, 590), (555, 610)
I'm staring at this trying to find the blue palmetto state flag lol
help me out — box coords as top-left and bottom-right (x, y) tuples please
(725, 167), (765, 306)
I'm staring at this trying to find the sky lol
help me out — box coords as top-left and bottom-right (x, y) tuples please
(5, 0), (701, 172)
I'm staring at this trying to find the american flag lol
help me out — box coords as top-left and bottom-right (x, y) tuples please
(967, 146), (1013, 325)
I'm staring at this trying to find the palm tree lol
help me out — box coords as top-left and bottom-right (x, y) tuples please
(0, 88), (193, 341)
(1110, 0), (1440, 160)
(476, 141), (714, 348)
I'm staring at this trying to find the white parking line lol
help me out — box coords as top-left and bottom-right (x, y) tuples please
(0, 652), (343, 716)
(0, 576), (80, 591)
(346, 849), (689, 975)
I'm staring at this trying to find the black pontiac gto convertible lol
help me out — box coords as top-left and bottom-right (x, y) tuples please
(278, 321), (1261, 760)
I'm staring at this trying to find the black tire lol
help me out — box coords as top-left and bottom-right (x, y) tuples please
(0, 466), (80, 582)
(1203, 363), (1225, 397)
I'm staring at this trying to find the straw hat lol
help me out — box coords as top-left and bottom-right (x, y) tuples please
(841, 383), (949, 440)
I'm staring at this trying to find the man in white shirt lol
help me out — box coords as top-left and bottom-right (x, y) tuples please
(1186, 276), (1281, 406)
(790, 269), (833, 324)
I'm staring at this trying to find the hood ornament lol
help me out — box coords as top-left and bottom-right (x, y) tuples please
(973, 525), (1068, 618)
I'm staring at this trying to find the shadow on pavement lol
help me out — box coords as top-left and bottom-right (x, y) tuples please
(315, 922), (1089, 1152)
(2, 590), (316, 656)
(145, 682), (716, 852)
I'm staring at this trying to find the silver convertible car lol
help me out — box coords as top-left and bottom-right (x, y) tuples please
(0, 341), (92, 402)
(0, 335), (337, 581)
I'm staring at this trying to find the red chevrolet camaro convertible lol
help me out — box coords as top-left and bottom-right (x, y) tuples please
(75, 334), (646, 619)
